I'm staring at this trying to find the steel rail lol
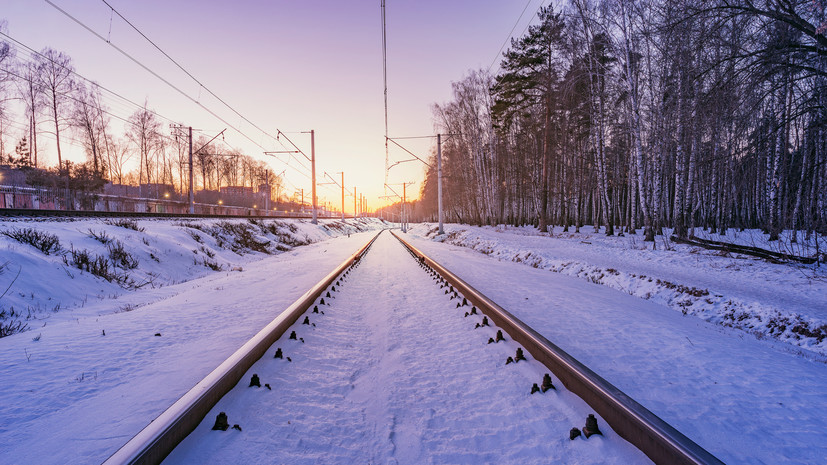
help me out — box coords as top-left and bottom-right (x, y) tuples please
(391, 231), (724, 465)
(102, 230), (382, 465)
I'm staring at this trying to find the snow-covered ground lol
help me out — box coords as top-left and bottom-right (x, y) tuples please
(405, 224), (827, 464)
(0, 217), (383, 464)
(164, 232), (648, 464)
(0, 217), (379, 330)
(1, 218), (825, 464)
(411, 223), (827, 359)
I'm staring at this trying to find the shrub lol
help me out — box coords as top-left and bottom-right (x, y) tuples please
(105, 218), (144, 232)
(63, 246), (129, 284)
(87, 229), (111, 244)
(108, 240), (139, 269)
(0, 314), (28, 338)
(2, 227), (61, 255)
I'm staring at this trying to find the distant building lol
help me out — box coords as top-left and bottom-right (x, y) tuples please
(220, 185), (254, 196)
(140, 183), (176, 199)
(104, 183), (141, 197)
(0, 165), (28, 186)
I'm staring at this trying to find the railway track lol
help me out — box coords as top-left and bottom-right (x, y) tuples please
(103, 230), (723, 465)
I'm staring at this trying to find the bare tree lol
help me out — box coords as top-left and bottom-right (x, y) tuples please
(15, 61), (43, 167)
(36, 47), (74, 171)
(107, 136), (132, 185)
(126, 105), (162, 187)
(0, 23), (14, 159)
(71, 82), (109, 175)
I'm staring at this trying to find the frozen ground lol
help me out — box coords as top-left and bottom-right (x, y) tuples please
(0, 217), (379, 329)
(410, 223), (827, 358)
(404, 226), (827, 464)
(164, 231), (648, 465)
(0, 218), (383, 464)
(1, 218), (825, 464)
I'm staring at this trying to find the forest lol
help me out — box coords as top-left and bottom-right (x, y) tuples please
(0, 25), (279, 197)
(408, 0), (826, 241)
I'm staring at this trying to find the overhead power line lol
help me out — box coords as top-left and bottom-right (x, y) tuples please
(0, 64), (181, 146)
(488, 0), (535, 74)
(0, 30), (178, 127)
(42, 0), (269, 153)
(488, 0), (549, 74)
(97, 0), (281, 145)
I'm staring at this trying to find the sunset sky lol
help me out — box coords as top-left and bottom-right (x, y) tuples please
(2, 0), (546, 213)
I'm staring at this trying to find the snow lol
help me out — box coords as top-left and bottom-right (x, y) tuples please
(0, 217), (383, 464)
(404, 224), (827, 464)
(412, 224), (827, 358)
(163, 232), (649, 464)
(1, 218), (825, 464)
(0, 217), (378, 327)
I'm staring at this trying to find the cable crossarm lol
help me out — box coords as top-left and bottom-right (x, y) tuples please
(193, 129), (227, 155)
(275, 130), (312, 163)
(321, 172), (348, 194)
(386, 137), (432, 168)
(388, 158), (417, 170)
(383, 183), (401, 199)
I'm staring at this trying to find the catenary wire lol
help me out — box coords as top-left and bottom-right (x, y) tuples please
(42, 0), (269, 153)
(98, 0), (281, 145)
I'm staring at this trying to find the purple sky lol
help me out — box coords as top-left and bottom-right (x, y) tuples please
(3, 0), (545, 212)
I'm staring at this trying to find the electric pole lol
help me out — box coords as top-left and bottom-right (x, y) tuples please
(437, 133), (443, 234)
(403, 182), (407, 232)
(267, 129), (317, 223)
(310, 130), (317, 224)
(320, 171), (345, 221)
(188, 126), (194, 214)
(395, 181), (414, 233)
(386, 133), (456, 233)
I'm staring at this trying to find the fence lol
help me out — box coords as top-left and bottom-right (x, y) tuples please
(0, 185), (336, 218)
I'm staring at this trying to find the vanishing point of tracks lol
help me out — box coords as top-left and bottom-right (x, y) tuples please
(102, 230), (723, 465)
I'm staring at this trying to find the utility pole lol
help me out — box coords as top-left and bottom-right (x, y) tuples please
(402, 182), (407, 233)
(354, 186), (357, 218)
(340, 172), (345, 221)
(175, 125), (225, 215)
(399, 181), (414, 232)
(437, 133), (443, 234)
(267, 129), (317, 223)
(188, 126), (194, 214)
(264, 170), (271, 211)
(320, 171), (345, 221)
(386, 134), (456, 233)
(310, 130), (317, 224)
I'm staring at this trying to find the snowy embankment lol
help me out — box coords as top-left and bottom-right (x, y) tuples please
(0, 217), (380, 334)
(410, 224), (827, 359)
(0, 217), (384, 464)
